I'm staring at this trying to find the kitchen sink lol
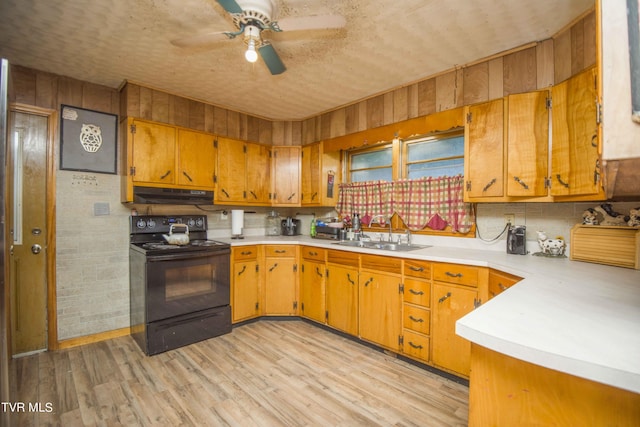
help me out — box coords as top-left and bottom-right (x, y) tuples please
(332, 241), (431, 251)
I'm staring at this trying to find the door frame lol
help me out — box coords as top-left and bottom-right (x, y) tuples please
(7, 103), (58, 352)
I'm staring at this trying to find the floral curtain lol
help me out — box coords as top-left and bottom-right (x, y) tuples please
(337, 175), (474, 233)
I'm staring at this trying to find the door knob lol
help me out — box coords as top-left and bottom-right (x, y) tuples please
(31, 244), (42, 254)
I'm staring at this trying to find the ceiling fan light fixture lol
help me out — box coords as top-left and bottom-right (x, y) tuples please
(245, 39), (258, 62)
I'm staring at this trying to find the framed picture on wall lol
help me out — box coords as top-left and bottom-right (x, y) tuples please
(60, 105), (118, 174)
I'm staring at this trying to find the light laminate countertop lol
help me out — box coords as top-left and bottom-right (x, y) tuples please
(217, 235), (640, 394)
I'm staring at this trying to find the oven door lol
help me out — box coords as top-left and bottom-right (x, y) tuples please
(145, 249), (230, 322)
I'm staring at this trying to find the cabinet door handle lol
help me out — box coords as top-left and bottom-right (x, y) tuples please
(311, 192), (318, 201)
(408, 341), (423, 349)
(514, 176), (529, 190)
(275, 250), (286, 253)
(363, 277), (373, 287)
(408, 266), (424, 272)
(482, 178), (497, 192)
(556, 174), (570, 188)
(269, 263), (279, 272)
(347, 273), (355, 285)
(249, 190), (258, 199)
(445, 271), (463, 278)
(240, 251), (253, 255)
(237, 265), (246, 276)
(182, 171), (193, 182)
(316, 267), (323, 277)
(160, 170), (171, 180)
(409, 289), (424, 295)
(221, 189), (230, 198)
(498, 282), (508, 291)
(287, 192), (296, 201)
(438, 292), (452, 303)
(408, 315), (424, 323)
(308, 251), (318, 256)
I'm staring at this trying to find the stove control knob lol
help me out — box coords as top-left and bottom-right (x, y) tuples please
(196, 218), (204, 227)
(187, 218), (196, 228)
(136, 219), (147, 229)
(147, 219), (156, 229)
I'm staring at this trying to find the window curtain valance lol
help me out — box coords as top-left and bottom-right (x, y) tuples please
(336, 175), (474, 233)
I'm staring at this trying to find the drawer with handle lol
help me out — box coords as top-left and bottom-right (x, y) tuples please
(403, 304), (430, 335)
(233, 245), (258, 261)
(403, 278), (431, 307)
(301, 246), (326, 262)
(403, 259), (431, 280)
(433, 263), (479, 287)
(402, 329), (430, 362)
(488, 269), (521, 299)
(265, 245), (296, 257)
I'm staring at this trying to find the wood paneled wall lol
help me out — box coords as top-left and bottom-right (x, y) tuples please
(9, 65), (119, 116)
(11, 10), (595, 149)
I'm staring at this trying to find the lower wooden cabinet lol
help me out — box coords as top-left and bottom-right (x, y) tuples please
(326, 250), (359, 336)
(300, 259), (326, 323)
(264, 245), (299, 315)
(231, 246), (260, 323)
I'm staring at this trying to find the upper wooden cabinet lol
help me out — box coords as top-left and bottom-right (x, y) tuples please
(122, 118), (215, 202)
(215, 137), (271, 205)
(506, 90), (550, 198)
(550, 67), (603, 198)
(301, 142), (341, 207)
(464, 98), (505, 200)
(271, 146), (301, 206)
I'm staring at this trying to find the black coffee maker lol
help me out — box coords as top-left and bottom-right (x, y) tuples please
(507, 225), (527, 255)
(281, 217), (301, 236)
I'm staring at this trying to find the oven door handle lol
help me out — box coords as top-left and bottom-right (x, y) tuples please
(146, 250), (230, 262)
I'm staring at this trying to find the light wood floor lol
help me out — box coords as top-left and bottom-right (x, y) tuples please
(9, 320), (469, 426)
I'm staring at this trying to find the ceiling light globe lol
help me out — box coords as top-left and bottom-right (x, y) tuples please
(245, 48), (258, 63)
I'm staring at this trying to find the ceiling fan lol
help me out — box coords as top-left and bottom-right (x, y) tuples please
(171, 0), (347, 75)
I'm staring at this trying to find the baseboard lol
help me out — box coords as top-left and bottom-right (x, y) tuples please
(56, 327), (131, 350)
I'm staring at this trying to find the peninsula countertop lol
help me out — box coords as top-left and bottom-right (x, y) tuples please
(214, 234), (640, 394)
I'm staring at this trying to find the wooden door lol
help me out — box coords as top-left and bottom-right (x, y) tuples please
(272, 146), (301, 205)
(551, 68), (600, 197)
(507, 90), (550, 197)
(245, 142), (270, 204)
(215, 137), (246, 203)
(177, 129), (215, 189)
(231, 259), (260, 323)
(325, 263), (358, 335)
(359, 271), (402, 351)
(465, 99), (504, 199)
(7, 111), (49, 354)
(130, 120), (176, 184)
(301, 143), (320, 205)
(432, 283), (477, 376)
(264, 257), (298, 315)
(300, 260), (325, 323)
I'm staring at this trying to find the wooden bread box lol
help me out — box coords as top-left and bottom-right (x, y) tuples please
(570, 225), (640, 270)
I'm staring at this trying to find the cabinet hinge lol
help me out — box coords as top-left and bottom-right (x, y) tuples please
(325, 310), (329, 321)
(301, 264), (305, 273)
(546, 97), (552, 109)
(474, 298), (482, 308)
(544, 177), (551, 189)
(596, 102), (603, 125)
(130, 124), (136, 134)
(243, 145), (247, 153)
(301, 302), (304, 312)
(255, 302), (259, 310)
(293, 301), (298, 310)
(214, 138), (218, 148)
(466, 112), (472, 123)
(243, 190), (247, 199)
(293, 264), (298, 273)
(465, 180), (471, 192)
(398, 335), (404, 346)
(256, 264), (259, 273)
(326, 269), (329, 277)
(399, 283), (404, 294)
(130, 166), (136, 176)
(212, 173), (216, 184)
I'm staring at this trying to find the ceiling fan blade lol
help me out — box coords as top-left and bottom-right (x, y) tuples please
(216, 0), (243, 14)
(258, 43), (286, 75)
(170, 31), (230, 48)
(273, 14), (346, 32)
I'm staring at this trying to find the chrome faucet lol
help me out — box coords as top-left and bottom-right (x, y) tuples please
(388, 219), (393, 242)
(405, 229), (412, 246)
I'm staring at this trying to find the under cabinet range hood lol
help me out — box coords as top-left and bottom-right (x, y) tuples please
(133, 186), (214, 205)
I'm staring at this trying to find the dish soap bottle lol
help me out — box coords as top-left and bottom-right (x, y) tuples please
(310, 215), (317, 237)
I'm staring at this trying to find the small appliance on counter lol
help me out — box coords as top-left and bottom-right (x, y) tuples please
(281, 217), (301, 236)
(314, 225), (341, 240)
(265, 210), (280, 236)
(507, 225), (527, 255)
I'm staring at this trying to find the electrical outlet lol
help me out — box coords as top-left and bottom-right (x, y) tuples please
(221, 211), (228, 220)
(504, 214), (515, 226)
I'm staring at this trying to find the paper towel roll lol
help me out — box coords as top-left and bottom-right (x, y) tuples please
(231, 210), (244, 236)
